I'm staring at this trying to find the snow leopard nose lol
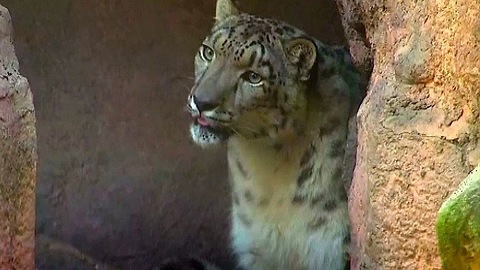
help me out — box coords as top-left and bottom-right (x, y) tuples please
(193, 95), (220, 112)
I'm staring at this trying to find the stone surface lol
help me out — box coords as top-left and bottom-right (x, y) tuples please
(3, 0), (346, 269)
(336, 0), (480, 269)
(0, 5), (37, 270)
(437, 165), (480, 270)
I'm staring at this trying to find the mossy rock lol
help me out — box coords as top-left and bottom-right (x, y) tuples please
(437, 165), (480, 270)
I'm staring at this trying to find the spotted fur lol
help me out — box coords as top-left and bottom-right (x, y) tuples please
(181, 0), (368, 269)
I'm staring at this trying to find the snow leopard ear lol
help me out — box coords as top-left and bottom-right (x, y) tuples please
(215, 0), (240, 21)
(284, 37), (317, 81)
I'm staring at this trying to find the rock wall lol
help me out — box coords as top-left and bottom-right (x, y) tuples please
(0, 5), (36, 270)
(3, 0), (346, 269)
(336, 0), (480, 269)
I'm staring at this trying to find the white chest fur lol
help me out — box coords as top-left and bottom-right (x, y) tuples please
(227, 136), (350, 270)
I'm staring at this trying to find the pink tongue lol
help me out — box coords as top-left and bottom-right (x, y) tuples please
(197, 117), (209, 126)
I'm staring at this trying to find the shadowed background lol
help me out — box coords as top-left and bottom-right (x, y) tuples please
(3, 1), (345, 269)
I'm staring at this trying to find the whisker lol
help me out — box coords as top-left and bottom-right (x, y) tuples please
(234, 121), (260, 137)
(230, 126), (242, 136)
(176, 74), (195, 81)
(208, 117), (230, 124)
(179, 82), (192, 93)
(171, 76), (194, 93)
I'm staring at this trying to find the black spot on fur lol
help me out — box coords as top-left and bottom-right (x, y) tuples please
(280, 118), (288, 129)
(244, 190), (254, 202)
(310, 193), (325, 206)
(300, 144), (316, 167)
(283, 25), (295, 33)
(238, 212), (252, 226)
(297, 164), (314, 187)
(323, 199), (337, 211)
(212, 34), (222, 48)
(260, 44), (266, 56)
(329, 140), (346, 157)
(258, 197), (269, 207)
(233, 82), (239, 93)
(308, 216), (326, 229)
(262, 61), (274, 76)
(237, 159), (247, 178)
(332, 166), (343, 181)
(292, 194), (306, 204)
(292, 120), (302, 134)
(259, 128), (267, 136)
(274, 143), (283, 151)
(248, 51), (257, 66)
(269, 20), (279, 26)
(320, 117), (341, 136)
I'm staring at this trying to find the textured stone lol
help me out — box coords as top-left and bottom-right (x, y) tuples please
(0, 5), (36, 270)
(437, 165), (480, 270)
(336, 0), (480, 269)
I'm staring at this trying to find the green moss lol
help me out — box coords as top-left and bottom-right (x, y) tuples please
(437, 165), (480, 270)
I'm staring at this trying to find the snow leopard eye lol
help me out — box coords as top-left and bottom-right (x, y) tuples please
(243, 71), (263, 85)
(200, 44), (215, 62)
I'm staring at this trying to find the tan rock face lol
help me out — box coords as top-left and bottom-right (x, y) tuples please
(336, 0), (480, 269)
(0, 5), (37, 269)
